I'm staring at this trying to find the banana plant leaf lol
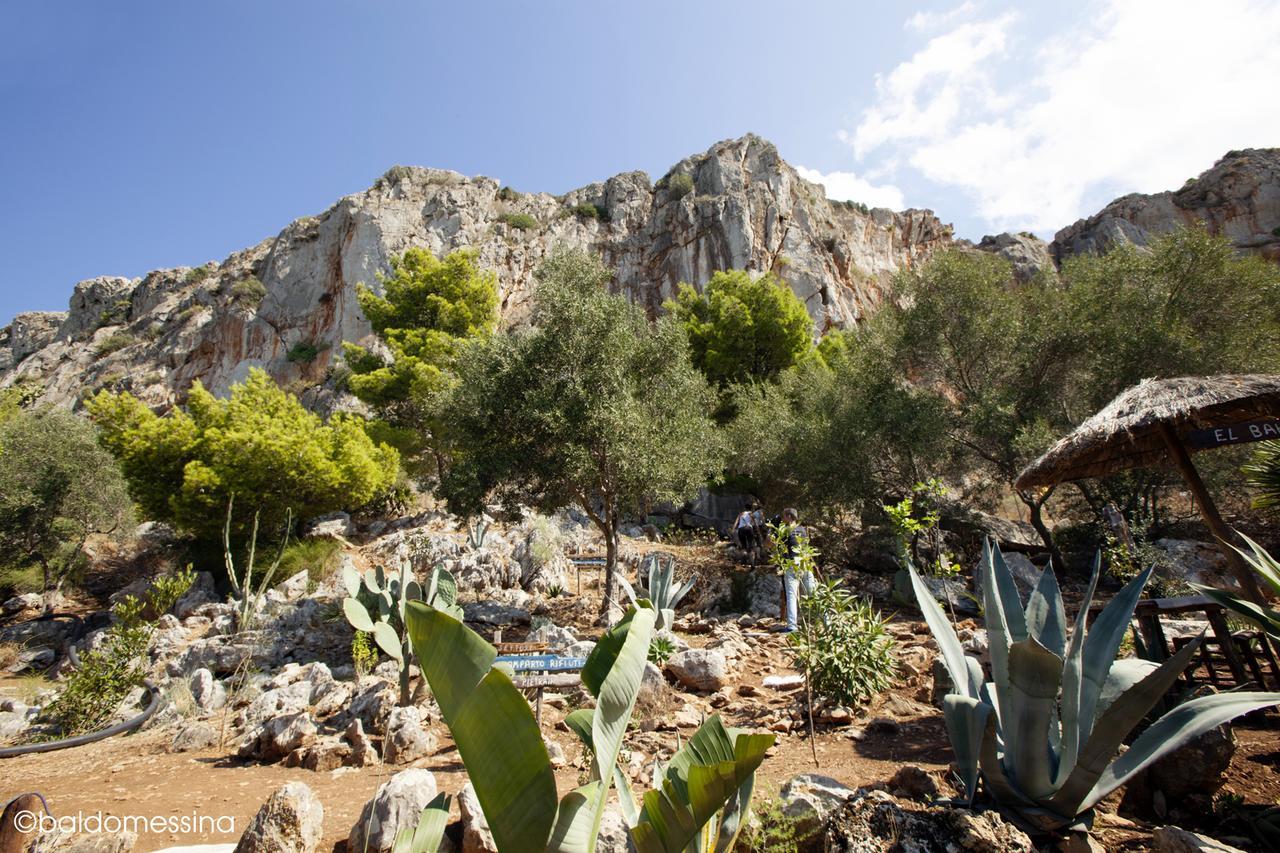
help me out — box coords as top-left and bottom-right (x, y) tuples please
(405, 601), (558, 853)
(392, 793), (452, 853)
(547, 604), (656, 852)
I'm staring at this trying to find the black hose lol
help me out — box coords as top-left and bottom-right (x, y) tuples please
(0, 678), (161, 758)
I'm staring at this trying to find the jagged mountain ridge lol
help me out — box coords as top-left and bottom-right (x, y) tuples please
(2, 137), (1278, 410)
(0, 135), (952, 408)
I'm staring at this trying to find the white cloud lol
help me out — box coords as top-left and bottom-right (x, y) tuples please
(904, 1), (977, 33)
(849, 0), (1280, 235)
(795, 166), (906, 210)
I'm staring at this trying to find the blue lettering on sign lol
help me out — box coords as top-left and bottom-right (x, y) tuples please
(494, 655), (587, 672)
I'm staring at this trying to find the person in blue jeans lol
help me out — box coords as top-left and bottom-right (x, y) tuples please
(780, 507), (815, 632)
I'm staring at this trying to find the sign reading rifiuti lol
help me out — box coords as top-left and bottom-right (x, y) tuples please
(1186, 419), (1280, 449)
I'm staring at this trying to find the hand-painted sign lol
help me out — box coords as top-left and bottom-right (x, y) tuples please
(494, 654), (587, 672)
(1186, 419), (1280, 449)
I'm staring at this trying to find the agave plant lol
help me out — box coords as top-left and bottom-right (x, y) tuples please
(404, 597), (770, 852)
(342, 557), (460, 705)
(911, 539), (1280, 832)
(620, 554), (696, 630)
(565, 711), (771, 853)
(1191, 531), (1280, 644)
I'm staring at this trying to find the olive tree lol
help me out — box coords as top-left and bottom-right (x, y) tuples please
(0, 407), (133, 591)
(441, 249), (723, 616)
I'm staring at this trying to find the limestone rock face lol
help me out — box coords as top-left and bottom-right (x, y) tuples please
(0, 135), (950, 408)
(1052, 148), (1280, 262)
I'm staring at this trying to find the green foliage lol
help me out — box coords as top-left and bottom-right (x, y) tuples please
(1192, 532), (1280, 644)
(351, 630), (378, 678)
(88, 368), (399, 540)
(570, 202), (608, 220)
(275, 537), (342, 586)
(341, 560), (459, 705)
(912, 541), (1280, 831)
(344, 247), (498, 483)
(0, 407), (133, 591)
(98, 298), (131, 327)
(498, 212), (539, 231)
(184, 265), (213, 284)
(41, 568), (194, 736)
(1244, 440), (1280, 510)
(223, 498), (293, 631)
(497, 186), (520, 201)
(741, 793), (821, 852)
(883, 479), (956, 576)
(440, 248), (723, 614)
(789, 580), (895, 706)
(95, 331), (138, 357)
(230, 276), (267, 305)
(647, 634), (675, 665)
(286, 341), (324, 363)
(665, 173), (694, 200)
(669, 269), (814, 386)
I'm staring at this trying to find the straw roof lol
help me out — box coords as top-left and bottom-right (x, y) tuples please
(1016, 374), (1280, 489)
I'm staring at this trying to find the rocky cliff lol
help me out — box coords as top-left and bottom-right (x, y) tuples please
(0, 135), (952, 408)
(1052, 148), (1280, 263)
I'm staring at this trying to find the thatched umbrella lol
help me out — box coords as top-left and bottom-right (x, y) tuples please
(1017, 374), (1280, 604)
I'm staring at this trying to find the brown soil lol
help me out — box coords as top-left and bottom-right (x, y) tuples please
(7, 541), (1280, 851)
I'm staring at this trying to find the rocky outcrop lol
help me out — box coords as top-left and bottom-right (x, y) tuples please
(1052, 148), (1280, 263)
(0, 134), (952, 408)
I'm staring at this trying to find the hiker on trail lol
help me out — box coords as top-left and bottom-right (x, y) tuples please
(778, 507), (815, 633)
(733, 501), (762, 562)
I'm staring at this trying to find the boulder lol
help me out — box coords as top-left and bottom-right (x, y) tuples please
(459, 782), (497, 853)
(304, 511), (354, 540)
(597, 807), (634, 853)
(383, 705), (437, 765)
(234, 782), (324, 853)
(1146, 724), (1236, 802)
(348, 769), (439, 853)
(887, 765), (943, 802)
(189, 668), (227, 712)
(462, 601), (531, 627)
(170, 721), (219, 753)
(666, 648), (730, 692)
(345, 718), (381, 767)
(1152, 825), (1248, 853)
(824, 790), (1034, 852)
(239, 712), (317, 762)
(779, 774), (857, 839)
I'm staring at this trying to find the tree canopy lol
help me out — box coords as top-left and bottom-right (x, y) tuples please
(440, 248), (722, 614)
(88, 368), (399, 539)
(0, 407), (133, 591)
(343, 247), (499, 481)
(668, 269), (814, 386)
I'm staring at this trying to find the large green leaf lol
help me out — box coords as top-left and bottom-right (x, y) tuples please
(631, 717), (773, 853)
(942, 694), (991, 803)
(908, 562), (979, 699)
(1191, 583), (1280, 643)
(405, 601), (557, 853)
(1004, 637), (1063, 800)
(1025, 565), (1067, 658)
(548, 605), (656, 852)
(344, 598), (376, 632)
(1080, 691), (1280, 811)
(1047, 636), (1202, 816)
(1054, 553), (1101, 788)
(1077, 565), (1152, 747)
(982, 540), (1027, 761)
(392, 793), (452, 853)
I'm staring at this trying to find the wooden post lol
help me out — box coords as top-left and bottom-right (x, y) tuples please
(1157, 422), (1266, 605)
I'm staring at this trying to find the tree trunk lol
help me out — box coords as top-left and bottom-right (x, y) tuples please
(600, 521), (619, 619)
(1019, 489), (1067, 574)
(38, 555), (51, 594)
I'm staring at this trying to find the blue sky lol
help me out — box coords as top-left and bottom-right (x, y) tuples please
(2, 0), (1277, 325)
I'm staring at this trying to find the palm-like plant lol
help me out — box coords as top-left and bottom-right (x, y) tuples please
(1191, 531), (1280, 644)
(1243, 439), (1280, 509)
(619, 554), (696, 630)
(911, 539), (1280, 832)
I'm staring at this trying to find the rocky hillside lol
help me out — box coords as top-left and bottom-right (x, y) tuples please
(2, 138), (1278, 410)
(0, 135), (952, 408)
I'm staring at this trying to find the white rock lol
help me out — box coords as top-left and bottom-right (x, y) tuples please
(348, 769), (440, 853)
(234, 781), (324, 853)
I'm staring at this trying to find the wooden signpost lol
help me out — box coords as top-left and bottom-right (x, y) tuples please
(1186, 419), (1280, 449)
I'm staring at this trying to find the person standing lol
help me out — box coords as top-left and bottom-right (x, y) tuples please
(779, 507), (815, 632)
(732, 501), (761, 563)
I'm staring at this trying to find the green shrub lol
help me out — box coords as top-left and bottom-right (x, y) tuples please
(41, 568), (193, 736)
(87, 368), (399, 540)
(569, 202), (608, 222)
(98, 299), (131, 327)
(789, 579), (895, 705)
(498, 212), (538, 231)
(175, 305), (203, 324)
(231, 276), (267, 305)
(497, 186), (519, 201)
(666, 173), (694, 200)
(184, 265), (213, 284)
(376, 165), (415, 189)
(287, 341), (324, 363)
(647, 634), (675, 665)
(275, 537), (343, 586)
(95, 332), (137, 358)
(351, 630), (378, 677)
